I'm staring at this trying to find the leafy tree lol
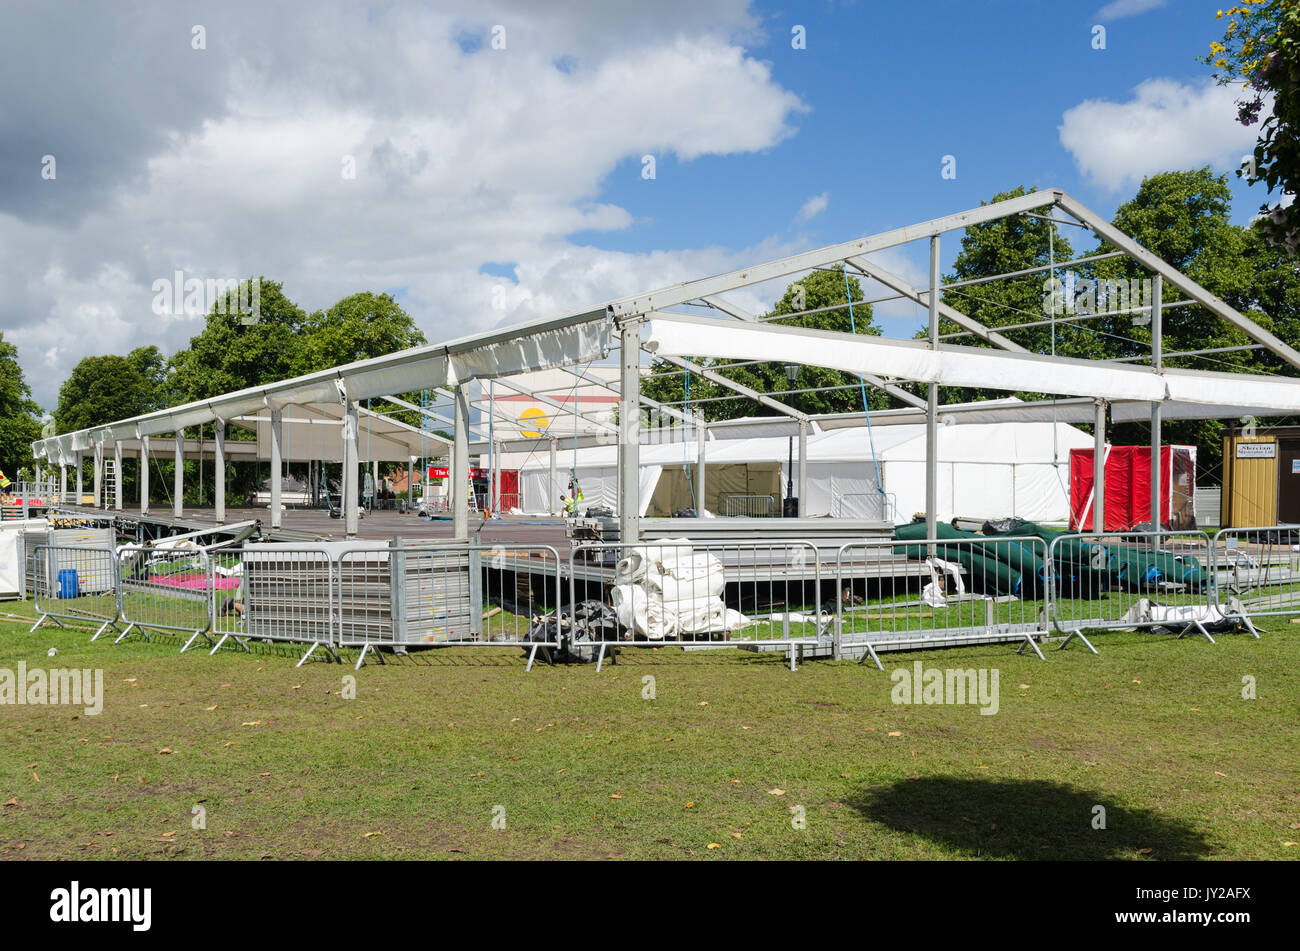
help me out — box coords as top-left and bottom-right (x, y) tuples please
(642, 266), (887, 420)
(1202, 0), (1300, 253)
(166, 278), (306, 403)
(291, 292), (429, 432)
(1095, 169), (1253, 360)
(1088, 169), (1291, 480)
(0, 333), (42, 476)
(54, 346), (165, 433)
(164, 279), (306, 505)
(290, 291), (426, 375)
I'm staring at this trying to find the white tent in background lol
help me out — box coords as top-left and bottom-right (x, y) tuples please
(866, 421), (1091, 523)
(513, 419), (1092, 523)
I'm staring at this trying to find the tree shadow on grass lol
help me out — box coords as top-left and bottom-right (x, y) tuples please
(849, 776), (1213, 860)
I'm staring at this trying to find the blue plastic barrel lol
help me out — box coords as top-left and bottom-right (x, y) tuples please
(57, 568), (79, 599)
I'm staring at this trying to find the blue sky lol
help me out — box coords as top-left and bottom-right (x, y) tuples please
(577, 0), (1261, 333)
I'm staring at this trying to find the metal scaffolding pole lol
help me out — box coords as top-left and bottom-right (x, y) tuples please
(797, 420), (808, 517)
(139, 435), (150, 515)
(113, 440), (123, 511)
(1150, 275), (1163, 528)
(213, 425), (225, 523)
(619, 321), (642, 542)
(173, 431), (184, 517)
(93, 442), (102, 508)
(343, 400), (359, 538)
(926, 235), (940, 548)
(549, 438), (558, 516)
(696, 415), (708, 517)
(452, 383), (470, 539)
(270, 408), (283, 529)
(1093, 399), (1107, 532)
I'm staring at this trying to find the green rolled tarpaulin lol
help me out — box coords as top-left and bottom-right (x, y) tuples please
(892, 521), (1043, 597)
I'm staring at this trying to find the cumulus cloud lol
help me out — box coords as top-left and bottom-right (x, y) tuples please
(0, 1), (804, 407)
(797, 192), (829, 222)
(1095, 0), (1167, 22)
(1059, 78), (1263, 191)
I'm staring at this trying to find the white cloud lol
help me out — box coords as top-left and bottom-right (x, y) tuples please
(0, 2), (804, 408)
(1059, 78), (1263, 191)
(1095, 0), (1167, 22)
(797, 192), (829, 222)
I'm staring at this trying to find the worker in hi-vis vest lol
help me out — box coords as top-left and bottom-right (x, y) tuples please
(564, 476), (583, 516)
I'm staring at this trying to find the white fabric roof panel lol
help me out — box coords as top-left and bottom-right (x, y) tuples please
(644, 315), (1300, 411)
(31, 308), (611, 458)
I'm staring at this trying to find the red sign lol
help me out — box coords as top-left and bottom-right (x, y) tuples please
(427, 466), (448, 479)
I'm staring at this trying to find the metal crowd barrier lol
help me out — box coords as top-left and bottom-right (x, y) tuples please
(28, 544), (123, 641)
(30, 527), (1290, 670)
(568, 540), (824, 670)
(1047, 529), (1218, 651)
(335, 541), (563, 669)
(117, 544), (214, 651)
(1208, 525), (1299, 632)
(723, 495), (777, 518)
(835, 535), (1051, 670)
(210, 547), (334, 664)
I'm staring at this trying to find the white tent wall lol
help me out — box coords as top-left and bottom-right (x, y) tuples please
(808, 462), (884, 518)
(1011, 462), (1073, 522)
(879, 422), (1087, 523)
(512, 419), (1091, 522)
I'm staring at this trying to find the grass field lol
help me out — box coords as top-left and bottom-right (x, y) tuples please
(1, 598), (1297, 861)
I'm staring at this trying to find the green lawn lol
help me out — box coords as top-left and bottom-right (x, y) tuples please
(0, 597), (1296, 860)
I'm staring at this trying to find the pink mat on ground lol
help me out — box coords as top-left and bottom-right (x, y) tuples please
(149, 572), (240, 591)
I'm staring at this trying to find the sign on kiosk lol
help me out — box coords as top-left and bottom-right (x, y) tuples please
(1236, 443), (1276, 459)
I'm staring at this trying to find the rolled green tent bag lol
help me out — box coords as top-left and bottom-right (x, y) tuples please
(985, 518), (1108, 594)
(893, 523), (1022, 597)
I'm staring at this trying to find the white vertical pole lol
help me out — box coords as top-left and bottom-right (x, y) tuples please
(270, 408), (283, 529)
(213, 424), (225, 524)
(797, 420), (808, 518)
(549, 438), (558, 516)
(696, 415), (707, 517)
(1150, 275), (1163, 529)
(618, 321), (641, 542)
(174, 430), (184, 517)
(1093, 400), (1106, 533)
(343, 400), (359, 538)
(113, 440), (123, 511)
(139, 436), (150, 515)
(59, 463), (67, 505)
(926, 235), (940, 548)
(452, 383), (470, 538)
(93, 441), (102, 508)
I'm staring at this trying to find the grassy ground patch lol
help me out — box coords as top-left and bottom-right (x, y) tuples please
(0, 599), (1296, 860)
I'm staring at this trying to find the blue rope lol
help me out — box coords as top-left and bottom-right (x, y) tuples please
(843, 269), (887, 512)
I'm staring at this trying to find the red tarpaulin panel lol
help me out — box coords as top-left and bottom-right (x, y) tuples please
(1070, 446), (1185, 531)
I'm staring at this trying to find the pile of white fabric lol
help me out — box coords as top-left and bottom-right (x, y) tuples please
(609, 538), (748, 640)
(1117, 596), (1246, 632)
